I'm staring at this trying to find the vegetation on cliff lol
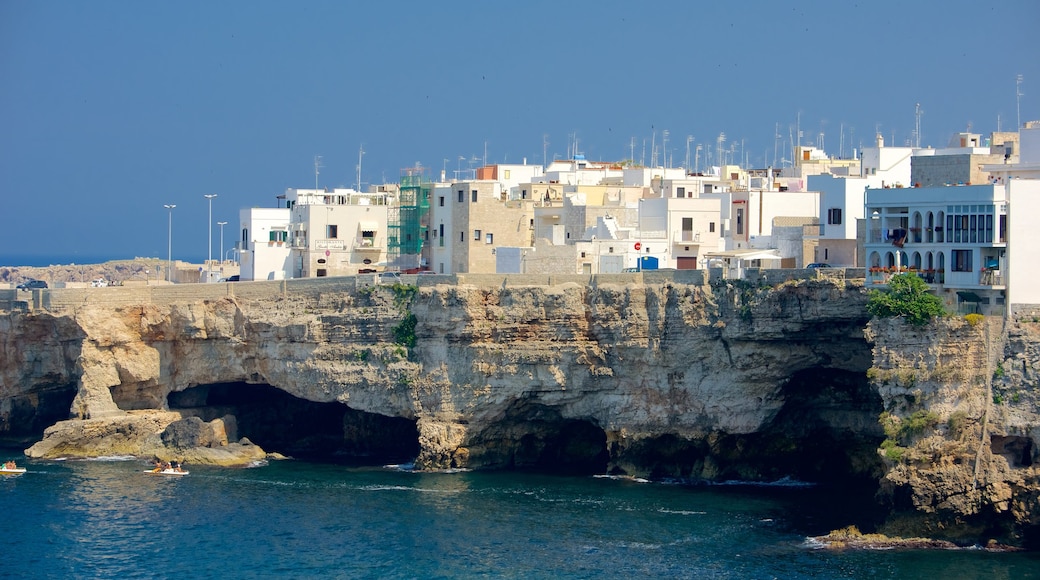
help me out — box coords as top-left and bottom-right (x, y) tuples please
(866, 273), (945, 326)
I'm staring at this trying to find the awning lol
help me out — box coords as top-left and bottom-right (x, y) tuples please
(956, 291), (982, 303)
(703, 249), (783, 261)
(358, 221), (379, 231)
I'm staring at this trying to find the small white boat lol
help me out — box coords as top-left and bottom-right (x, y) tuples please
(144, 468), (189, 476)
(0, 467), (27, 475)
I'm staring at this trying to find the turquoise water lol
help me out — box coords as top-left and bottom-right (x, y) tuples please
(1, 456), (1037, 579)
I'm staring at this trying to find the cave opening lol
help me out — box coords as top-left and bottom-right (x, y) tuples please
(0, 383), (78, 445)
(473, 401), (609, 475)
(167, 382), (419, 464)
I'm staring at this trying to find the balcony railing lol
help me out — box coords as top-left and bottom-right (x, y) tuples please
(352, 237), (383, 251)
(673, 230), (701, 244)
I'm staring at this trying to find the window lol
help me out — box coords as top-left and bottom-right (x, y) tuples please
(326, 225), (337, 239)
(471, 190), (478, 202)
(952, 249), (973, 272)
(439, 224), (444, 238)
(460, 231), (465, 242)
(485, 233), (493, 244)
(241, 228), (249, 250)
(522, 189), (527, 199)
(581, 252), (586, 258)
(269, 230), (287, 242)
(827, 208), (842, 225)
(458, 190), (464, 202)
(474, 229), (481, 241)
(503, 170), (511, 179)
(677, 187), (685, 198)
(709, 222), (716, 233)
(439, 196), (445, 207)
(736, 208), (744, 235)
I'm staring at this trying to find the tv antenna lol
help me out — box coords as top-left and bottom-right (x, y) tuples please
(914, 103), (923, 148)
(356, 145), (365, 191)
(1017, 74), (1024, 130)
(314, 155), (323, 190)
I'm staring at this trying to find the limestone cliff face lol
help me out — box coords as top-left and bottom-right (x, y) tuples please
(867, 315), (1040, 545)
(2, 275), (1038, 543)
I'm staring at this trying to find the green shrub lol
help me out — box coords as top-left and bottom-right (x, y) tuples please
(947, 410), (969, 436)
(880, 439), (905, 462)
(866, 273), (945, 325)
(392, 312), (417, 347)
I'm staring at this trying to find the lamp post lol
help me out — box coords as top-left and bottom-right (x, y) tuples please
(164, 204), (176, 282)
(217, 221), (227, 274)
(204, 194), (218, 282)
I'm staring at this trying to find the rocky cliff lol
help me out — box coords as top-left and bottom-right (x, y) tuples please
(1, 275), (1037, 545)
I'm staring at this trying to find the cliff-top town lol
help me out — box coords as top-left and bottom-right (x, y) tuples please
(7, 123), (1040, 316)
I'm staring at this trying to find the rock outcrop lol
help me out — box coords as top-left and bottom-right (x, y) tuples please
(1, 274), (1038, 545)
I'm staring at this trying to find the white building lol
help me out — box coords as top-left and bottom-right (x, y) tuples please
(864, 183), (1008, 313)
(636, 196), (723, 269)
(284, 188), (390, 278)
(983, 123), (1040, 308)
(238, 207), (291, 281)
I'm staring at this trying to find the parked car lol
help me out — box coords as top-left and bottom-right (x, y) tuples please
(377, 271), (402, 284)
(806, 263), (832, 269)
(16, 279), (48, 290)
(90, 278), (108, 288)
(621, 267), (641, 273)
(218, 275), (240, 282)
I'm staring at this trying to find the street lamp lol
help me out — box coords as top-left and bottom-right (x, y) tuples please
(164, 204), (176, 282)
(204, 194), (218, 282)
(217, 221), (228, 272)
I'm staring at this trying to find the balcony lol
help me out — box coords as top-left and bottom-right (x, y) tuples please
(980, 269), (1004, 286)
(352, 237), (383, 252)
(672, 230), (701, 245)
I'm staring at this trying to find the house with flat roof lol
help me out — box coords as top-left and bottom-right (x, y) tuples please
(237, 207), (291, 281)
(283, 187), (390, 278)
(864, 183), (1008, 314)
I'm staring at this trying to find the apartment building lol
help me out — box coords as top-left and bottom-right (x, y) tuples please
(283, 187), (390, 278)
(428, 180), (536, 274)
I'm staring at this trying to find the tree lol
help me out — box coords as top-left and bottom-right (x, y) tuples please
(866, 273), (945, 325)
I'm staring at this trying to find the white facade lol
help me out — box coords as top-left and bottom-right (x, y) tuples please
(636, 196), (723, 269)
(722, 189), (819, 251)
(284, 188), (390, 278)
(238, 208), (291, 281)
(865, 184), (1008, 312)
(859, 135), (914, 186)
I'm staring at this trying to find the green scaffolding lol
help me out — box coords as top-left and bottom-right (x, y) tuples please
(387, 168), (430, 269)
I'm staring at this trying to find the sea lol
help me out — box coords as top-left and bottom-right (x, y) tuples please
(1, 454), (1036, 579)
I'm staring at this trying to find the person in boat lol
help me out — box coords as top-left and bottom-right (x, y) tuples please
(3, 460), (16, 470)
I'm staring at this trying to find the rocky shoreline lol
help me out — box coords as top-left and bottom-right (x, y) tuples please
(810, 526), (1023, 552)
(2, 274), (1039, 547)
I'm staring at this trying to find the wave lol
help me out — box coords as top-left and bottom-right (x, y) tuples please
(657, 508), (707, 515)
(593, 474), (649, 483)
(712, 476), (815, 488)
(87, 455), (138, 462)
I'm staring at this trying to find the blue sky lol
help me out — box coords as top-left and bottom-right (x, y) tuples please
(2, 0), (1037, 263)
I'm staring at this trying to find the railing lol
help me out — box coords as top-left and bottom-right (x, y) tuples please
(867, 269), (945, 285)
(980, 270), (1004, 286)
(352, 237), (383, 251)
(672, 231), (701, 243)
